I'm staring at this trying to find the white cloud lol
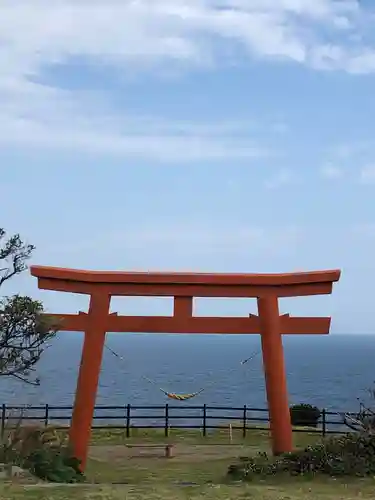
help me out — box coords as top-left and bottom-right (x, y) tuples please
(320, 163), (344, 179)
(0, 0), (370, 77)
(330, 141), (371, 160)
(271, 122), (289, 134)
(359, 164), (375, 184)
(0, 0), (374, 157)
(0, 113), (265, 162)
(44, 223), (303, 260)
(264, 168), (295, 189)
(0, 77), (271, 161)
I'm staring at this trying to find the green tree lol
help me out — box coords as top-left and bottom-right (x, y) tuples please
(0, 228), (58, 385)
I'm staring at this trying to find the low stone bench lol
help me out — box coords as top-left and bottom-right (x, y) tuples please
(125, 443), (174, 458)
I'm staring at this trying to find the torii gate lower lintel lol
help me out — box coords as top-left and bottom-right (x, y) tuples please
(30, 266), (341, 471)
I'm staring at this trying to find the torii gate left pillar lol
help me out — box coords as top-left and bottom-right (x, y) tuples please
(30, 266), (341, 471)
(69, 291), (111, 466)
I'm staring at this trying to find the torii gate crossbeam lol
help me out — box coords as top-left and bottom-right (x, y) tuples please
(30, 266), (341, 471)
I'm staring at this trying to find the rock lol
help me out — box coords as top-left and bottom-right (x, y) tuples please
(0, 462), (32, 480)
(0, 463), (12, 479)
(11, 466), (28, 478)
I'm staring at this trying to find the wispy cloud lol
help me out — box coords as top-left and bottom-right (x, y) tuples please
(46, 223), (303, 258)
(264, 168), (295, 190)
(329, 141), (375, 161)
(0, 78), (270, 161)
(0, 0), (374, 159)
(320, 163), (344, 179)
(322, 142), (375, 184)
(359, 164), (375, 184)
(0, 0), (372, 77)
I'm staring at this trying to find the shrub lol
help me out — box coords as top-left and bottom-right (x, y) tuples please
(283, 433), (375, 477)
(227, 432), (375, 480)
(227, 452), (287, 480)
(25, 446), (84, 483)
(290, 403), (321, 427)
(0, 423), (85, 483)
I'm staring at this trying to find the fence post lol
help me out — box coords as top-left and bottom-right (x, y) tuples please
(1, 404), (6, 439)
(126, 404), (131, 438)
(44, 404), (49, 427)
(322, 408), (326, 437)
(202, 404), (207, 437)
(164, 404), (169, 437)
(242, 405), (247, 438)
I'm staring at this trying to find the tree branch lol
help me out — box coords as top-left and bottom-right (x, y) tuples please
(0, 229), (58, 384)
(0, 230), (35, 287)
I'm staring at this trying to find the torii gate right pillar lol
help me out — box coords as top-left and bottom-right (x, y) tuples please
(258, 295), (292, 454)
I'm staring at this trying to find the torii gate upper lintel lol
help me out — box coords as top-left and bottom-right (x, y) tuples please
(30, 265), (341, 471)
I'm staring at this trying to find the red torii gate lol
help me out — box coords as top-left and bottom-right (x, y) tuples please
(30, 265), (341, 471)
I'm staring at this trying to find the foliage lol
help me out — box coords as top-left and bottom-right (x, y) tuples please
(229, 383), (375, 482)
(0, 421), (84, 483)
(228, 452), (287, 480)
(290, 403), (321, 427)
(25, 446), (85, 483)
(342, 383), (375, 434)
(227, 432), (375, 480)
(0, 228), (59, 385)
(0, 229), (81, 482)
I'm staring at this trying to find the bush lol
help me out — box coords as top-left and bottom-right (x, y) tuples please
(290, 403), (321, 427)
(284, 433), (375, 477)
(0, 424), (85, 483)
(25, 446), (84, 483)
(227, 432), (375, 480)
(228, 452), (287, 480)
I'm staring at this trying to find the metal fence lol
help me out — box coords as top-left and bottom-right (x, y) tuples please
(0, 403), (358, 439)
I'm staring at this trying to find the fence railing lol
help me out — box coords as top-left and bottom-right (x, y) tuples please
(0, 403), (358, 439)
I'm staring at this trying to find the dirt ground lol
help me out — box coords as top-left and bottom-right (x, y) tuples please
(89, 443), (255, 463)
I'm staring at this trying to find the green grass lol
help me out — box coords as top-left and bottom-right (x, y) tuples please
(2, 479), (375, 500)
(82, 424), (337, 485)
(87, 422), (325, 447)
(2, 425), (374, 499)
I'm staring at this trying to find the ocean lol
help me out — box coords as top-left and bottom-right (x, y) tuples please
(0, 333), (374, 427)
(0, 332), (375, 425)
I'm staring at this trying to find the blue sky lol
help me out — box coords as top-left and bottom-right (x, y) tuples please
(1, 0), (375, 333)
